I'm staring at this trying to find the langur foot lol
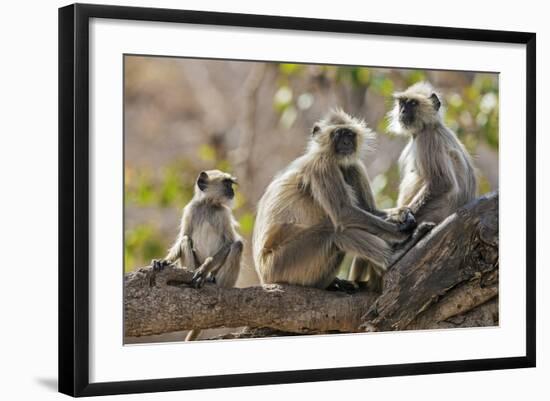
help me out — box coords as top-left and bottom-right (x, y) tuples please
(152, 259), (171, 272)
(190, 271), (206, 288)
(206, 274), (216, 284)
(191, 256), (214, 288)
(326, 278), (359, 294)
(413, 221), (436, 239)
(388, 221), (437, 269)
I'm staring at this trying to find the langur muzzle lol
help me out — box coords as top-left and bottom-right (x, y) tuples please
(333, 128), (357, 155)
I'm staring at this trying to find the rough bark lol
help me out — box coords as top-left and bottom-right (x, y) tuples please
(124, 267), (378, 337)
(362, 192), (499, 331)
(124, 193), (498, 338)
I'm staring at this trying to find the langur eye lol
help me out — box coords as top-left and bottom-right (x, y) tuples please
(409, 99), (418, 106)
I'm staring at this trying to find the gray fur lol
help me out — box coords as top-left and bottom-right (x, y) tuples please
(253, 110), (417, 289)
(162, 169), (243, 340)
(389, 82), (477, 225)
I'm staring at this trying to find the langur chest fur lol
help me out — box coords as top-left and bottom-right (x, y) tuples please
(192, 222), (227, 263)
(188, 204), (233, 263)
(398, 138), (425, 205)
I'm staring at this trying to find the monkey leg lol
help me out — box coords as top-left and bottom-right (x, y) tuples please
(341, 208), (412, 244)
(388, 221), (436, 268)
(184, 241), (242, 342)
(333, 227), (393, 270)
(181, 235), (197, 270)
(190, 243), (232, 288)
(348, 257), (369, 282)
(348, 257), (384, 293)
(326, 277), (359, 293)
(185, 329), (200, 341)
(211, 240), (243, 288)
(152, 235), (196, 272)
(259, 223), (343, 288)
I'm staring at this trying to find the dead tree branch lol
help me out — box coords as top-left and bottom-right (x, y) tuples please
(124, 193), (499, 338)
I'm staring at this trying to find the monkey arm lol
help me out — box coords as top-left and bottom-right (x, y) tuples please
(310, 169), (407, 239)
(341, 163), (381, 215)
(190, 243), (232, 288)
(405, 144), (461, 215)
(406, 184), (429, 214)
(181, 235), (197, 270)
(407, 172), (455, 215)
(162, 234), (196, 267)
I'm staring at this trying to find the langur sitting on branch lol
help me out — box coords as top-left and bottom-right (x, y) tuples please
(253, 109), (433, 292)
(153, 169), (243, 340)
(387, 82), (478, 225)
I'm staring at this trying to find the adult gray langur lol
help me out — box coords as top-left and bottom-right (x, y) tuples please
(253, 109), (432, 291)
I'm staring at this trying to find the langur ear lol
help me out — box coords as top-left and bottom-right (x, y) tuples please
(430, 93), (441, 111)
(197, 171), (208, 191)
(311, 124), (321, 136)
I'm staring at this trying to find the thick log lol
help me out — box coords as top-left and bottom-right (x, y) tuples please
(362, 192), (498, 331)
(124, 266), (377, 337)
(124, 193), (499, 338)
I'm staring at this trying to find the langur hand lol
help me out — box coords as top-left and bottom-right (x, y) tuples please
(386, 207), (417, 233)
(152, 259), (171, 272)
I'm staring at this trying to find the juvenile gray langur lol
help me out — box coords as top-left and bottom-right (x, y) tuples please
(153, 169), (243, 340)
(387, 82), (477, 225)
(252, 109), (432, 291)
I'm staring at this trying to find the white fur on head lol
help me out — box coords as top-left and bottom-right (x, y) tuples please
(308, 108), (376, 163)
(388, 81), (443, 136)
(194, 169), (237, 207)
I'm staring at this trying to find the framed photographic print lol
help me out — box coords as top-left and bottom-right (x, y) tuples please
(58, 3), (536, 397)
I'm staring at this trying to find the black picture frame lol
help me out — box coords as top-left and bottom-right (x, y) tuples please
(59, 3), (536, 397)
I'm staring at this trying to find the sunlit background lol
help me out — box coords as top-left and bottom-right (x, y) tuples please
(124, 55), (499, 287)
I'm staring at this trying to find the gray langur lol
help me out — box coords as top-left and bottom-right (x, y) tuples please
(153, 169), (243, 340)
(252, 109), (432, 291)
(387, 82), (478, 225)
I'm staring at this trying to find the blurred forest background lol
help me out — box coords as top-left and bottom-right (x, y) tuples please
(124, 55), (499, 288)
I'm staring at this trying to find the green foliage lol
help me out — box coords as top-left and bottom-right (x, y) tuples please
(273, 62), (499, 156)
(125, 168), (155, 206)
(238, 212), (255, 236)
(372, 165), (401, 208)
(198, 144), (217, 162)
(406, 70), (427, 86)
(444, 74), (499, 152)
(124, 225), (164, 272)
(126, 162), (195, 209)
(125, 60), (499, 272)
(477, 172), (492, 195)
(279, 63), (303, 76)
(370, 74), (395, 97)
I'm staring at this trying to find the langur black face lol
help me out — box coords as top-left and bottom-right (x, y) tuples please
(331, 127), (357, 156)
(395, 92), (441, 130)
(196, 170), (237, 201)
(222, 178), (235, 199)
(399, 98), (419, 126)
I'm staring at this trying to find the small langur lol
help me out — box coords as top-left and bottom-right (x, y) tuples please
(351, 83), (478, 289)
(387, 82), (478, 225)
(253, 109), (432, 291)
(153, 170), (243, 340)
